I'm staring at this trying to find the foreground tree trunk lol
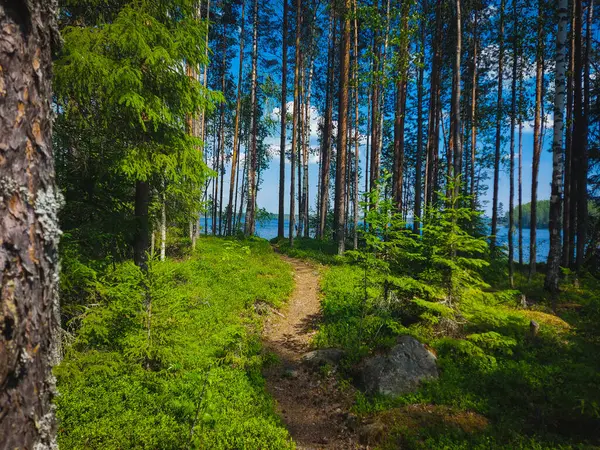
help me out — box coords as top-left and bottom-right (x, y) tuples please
(0, 1), (60, 447)
(545, 0), (568, 293)
(334, 0), (351, 255)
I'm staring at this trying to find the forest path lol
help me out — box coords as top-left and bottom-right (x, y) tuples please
(262, 253), (365, 450)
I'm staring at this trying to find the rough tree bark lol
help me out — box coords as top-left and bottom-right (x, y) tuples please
(334, 0), (351, 255)
(0, 1), (61, 448)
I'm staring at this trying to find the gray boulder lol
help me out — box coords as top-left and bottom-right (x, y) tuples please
(360, 335), (438, 397)
(301, 348), (345, 368)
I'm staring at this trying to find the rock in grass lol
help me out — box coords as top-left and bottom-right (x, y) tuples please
(359, 335), (438, 397)
(301, 348), (345, 368)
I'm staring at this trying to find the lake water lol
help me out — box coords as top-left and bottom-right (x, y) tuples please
(201, 218), (550, 263)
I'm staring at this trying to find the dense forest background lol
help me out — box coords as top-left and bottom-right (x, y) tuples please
(54, 0), (599, 289)
(2, 0), (600, 447)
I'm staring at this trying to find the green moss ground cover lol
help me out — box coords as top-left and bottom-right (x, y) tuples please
(280, 239), (600, 449)
(56, 237), (295, 449)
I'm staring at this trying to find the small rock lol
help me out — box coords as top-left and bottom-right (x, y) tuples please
(301, 348), (345, 368)
(359, 335), (438, 397)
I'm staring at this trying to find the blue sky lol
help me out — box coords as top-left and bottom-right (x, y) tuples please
(211, 100), (554, 217)
(208, 0), (556, 218)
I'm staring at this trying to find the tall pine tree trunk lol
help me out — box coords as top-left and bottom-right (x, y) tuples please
(245, 0), (259, 236)
(278, 0), (288, 238)
(0, 2), (60, 447)
(353, 0), (360, 249)
(451, 0), (462, 201)
(318, 13), (335, 240)
(491, 0), (505, 253)
(304, 59), (314, 238)
(334, 0), (351, 255)
(289, 0), (302, 246)
(393, 1), (409, 212)
(469, 9), (478, 210)
(508, 0), (518, 287)
(227, 0), (245, 236)
(424, 0), (442, 209)
(414, 8), (425, 232)
(545, 0), (568, 294)
(530, 0), (544, 278)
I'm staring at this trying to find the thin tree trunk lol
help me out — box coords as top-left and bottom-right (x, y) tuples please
(491, 0), (505, 253)
(545, 0), (568, 294)
(318, 13), (335, 240)
(563, 6), (575, 268)
(227, 0), (246, 235)
(572, 0), (585, 271)
(278, 0), (288, 238)
(0, 2), (60, 446)
(393, 0), (409, 212)
(245, 0), (259, 236)
(160, 186), (167, 261)
(580, 0), (593, 263)
(335, 0), (351, 255)
(289, 0), (302, 246)
(425, 0), (443, 209)
(508, 0), (518, 287)
(469, 9), (478, 210)
(353, 0), (360, 250)
(518, 73), (524, 268)
(530, 0), (544, 278)
(297, 58), (304, 238)
(452, 0), (462, 202)
(414, 10), (425, 232)
(199, 0), (211, 145)
(304, 58), (314, 238)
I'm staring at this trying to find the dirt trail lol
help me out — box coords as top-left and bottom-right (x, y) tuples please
(262, 254), (364, 450)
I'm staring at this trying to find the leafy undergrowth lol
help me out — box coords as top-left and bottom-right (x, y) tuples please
(56, 237), (294, 449)
(280, 238), (600, 449)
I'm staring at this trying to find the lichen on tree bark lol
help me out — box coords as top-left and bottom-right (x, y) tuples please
(0, 1), (61, 448)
